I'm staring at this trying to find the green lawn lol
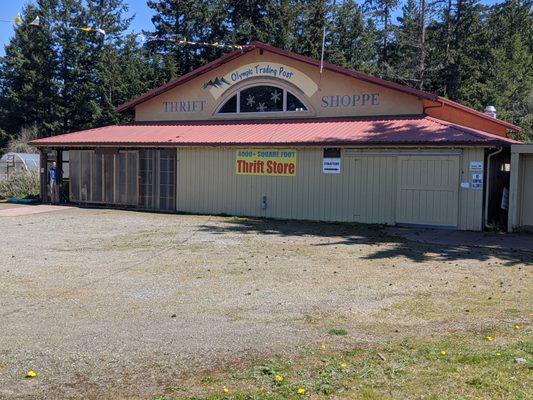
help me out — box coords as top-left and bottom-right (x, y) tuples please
(152, 326), (531, 400)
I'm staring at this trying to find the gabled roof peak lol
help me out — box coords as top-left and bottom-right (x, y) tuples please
(116, 41), (520, 133)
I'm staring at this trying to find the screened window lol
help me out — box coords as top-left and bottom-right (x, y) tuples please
(115, 151), (138, 206)
(91, 153), (103, 202)
(217, 85), (308, 114)
(159, 149), (176, 211)
(139, 149), (155, 208)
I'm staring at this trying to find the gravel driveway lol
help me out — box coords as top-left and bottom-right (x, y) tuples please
(1, 207), (531, 399)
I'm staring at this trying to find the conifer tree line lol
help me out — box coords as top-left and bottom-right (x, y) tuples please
(0, 0), (531, 151)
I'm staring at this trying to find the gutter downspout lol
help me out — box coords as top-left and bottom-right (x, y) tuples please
(484, 147), (503, 229)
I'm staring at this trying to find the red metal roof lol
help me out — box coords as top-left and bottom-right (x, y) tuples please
(115, 41), (520, 132)
(30, 116), (520, 147)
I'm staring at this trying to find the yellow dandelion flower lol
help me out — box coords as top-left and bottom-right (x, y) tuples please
(440, 351), (446, 356)
(25, 370), (37, 378)
(340, 363), (347, 368)
(486, 336), (494, 342)
(274, 374), (284, 382)
(297, 388), (306, 395)
(514, 325), (520, 330)
(496, 352), (501, 356)
(223, 386), (229, 393)
(320, 344), (327, 350)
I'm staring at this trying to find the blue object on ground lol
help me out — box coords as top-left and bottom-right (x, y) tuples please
(6, 198), (40, 204)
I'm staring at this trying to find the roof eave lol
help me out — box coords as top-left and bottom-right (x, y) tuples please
(29, 140), (516, 148)
(437, 97), (522, 132)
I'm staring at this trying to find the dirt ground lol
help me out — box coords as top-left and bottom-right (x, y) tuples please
(1, 206), (531, 399)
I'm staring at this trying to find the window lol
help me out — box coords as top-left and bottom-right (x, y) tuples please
(159, 149), (176, 211)
(139, 149), (155, 208)
(217, 85), (308, 114)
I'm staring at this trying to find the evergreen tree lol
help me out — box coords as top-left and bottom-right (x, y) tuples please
(51, 0), (132, 133)
(295, 0), (330, 59)
(485, 0), (533, 142)
(328, 0), (380, 74)
(226, 0), (273, 43)
(364, 0), (399, 77)
(264, 0), (303, 50)
(85, 0), (133, 126)
(390, 0), (421, 85)
(146, 0), (227, 80)
(0, 1), (59, 144)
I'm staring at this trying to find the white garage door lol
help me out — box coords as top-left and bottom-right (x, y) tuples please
(396, 155), (460, 227)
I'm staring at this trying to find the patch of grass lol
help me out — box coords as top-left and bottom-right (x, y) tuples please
(201, 375), (223, 384)
(164, 385), (182, 393)
(156, 330), (532, 400)
(328, 328), (348, 336)
(506, 308), (521, 317)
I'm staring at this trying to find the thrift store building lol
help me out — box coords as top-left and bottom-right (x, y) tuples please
(31, 41), (523, 231)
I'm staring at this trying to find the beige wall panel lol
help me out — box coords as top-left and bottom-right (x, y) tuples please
(520, 155), (533, 227)
(396, 155), (460, 227)
(175, 147), (484, 230)
(176, 147), (396, 224)
(457, 148), (485, 231)
(136, 49), (423, 121)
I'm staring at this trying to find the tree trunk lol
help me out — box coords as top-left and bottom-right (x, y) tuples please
(419, 0), (426, 89)
(444, 0), (453, 95)
(383, 1), (389, 71)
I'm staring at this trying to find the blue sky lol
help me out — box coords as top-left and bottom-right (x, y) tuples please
(1, 0), (504, 56)
(0, 0), (155, 55)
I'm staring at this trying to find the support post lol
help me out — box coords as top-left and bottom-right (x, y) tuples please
(39, 148), (48, 203)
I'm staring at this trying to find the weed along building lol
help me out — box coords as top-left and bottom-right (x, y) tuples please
(31, 41), (523, 231)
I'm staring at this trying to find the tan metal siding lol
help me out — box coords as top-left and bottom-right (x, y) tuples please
(396, 156), (459, 227)
(176, 147), (394, 222)
(458, 148), (485, 230)
(509, 145), (533, 231)
(176, 147), (484, 230)
(520, 155), (533, 226)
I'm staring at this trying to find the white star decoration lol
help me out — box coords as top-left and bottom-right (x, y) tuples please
(246, 94), (255, 107)
(257, 102), (267, 112)
(270, 90), (281, 103)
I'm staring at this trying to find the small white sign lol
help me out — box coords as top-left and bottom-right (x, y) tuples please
(470, 161), (483, 171)
(460, 182), (470, 189)
(323, 158), (341, 174)
(471, 172), (483, 189)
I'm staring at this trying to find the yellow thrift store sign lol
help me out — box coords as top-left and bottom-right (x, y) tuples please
(236, 149), (296, 176)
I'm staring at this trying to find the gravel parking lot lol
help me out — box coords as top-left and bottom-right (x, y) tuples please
(1, 206), (531, 399)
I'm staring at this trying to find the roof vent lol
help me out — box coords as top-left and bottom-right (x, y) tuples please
(484, 105), (497, 118)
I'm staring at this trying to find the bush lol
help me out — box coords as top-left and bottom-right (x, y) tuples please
(0, 169), (40, 199)
(3, 127), (39, 155)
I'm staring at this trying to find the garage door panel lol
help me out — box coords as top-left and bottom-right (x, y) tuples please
(397, 156), (459, 227)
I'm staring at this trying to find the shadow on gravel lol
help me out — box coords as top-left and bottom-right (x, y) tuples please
(198, 217), (532, 266)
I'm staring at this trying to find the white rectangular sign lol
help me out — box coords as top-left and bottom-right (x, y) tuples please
(471, 172), (483, 189)
(470, 161), (483, 171)
(323, 158), (341, 174)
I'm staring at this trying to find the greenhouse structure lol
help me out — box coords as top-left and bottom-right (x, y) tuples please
(0, 152), (40, 181)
